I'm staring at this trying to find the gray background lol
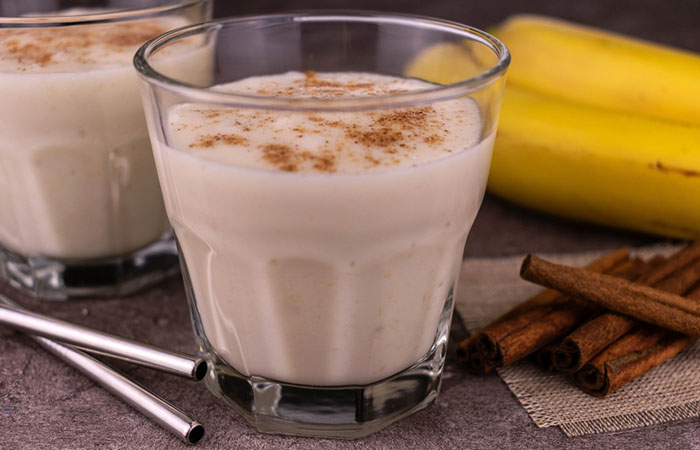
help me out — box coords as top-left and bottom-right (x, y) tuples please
(2, 0), (699, 448)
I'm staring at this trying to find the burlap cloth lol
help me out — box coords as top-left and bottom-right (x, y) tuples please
(455, 245), (700, 437)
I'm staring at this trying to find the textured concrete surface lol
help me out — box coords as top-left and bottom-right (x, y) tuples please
(2, 0), (699, 448)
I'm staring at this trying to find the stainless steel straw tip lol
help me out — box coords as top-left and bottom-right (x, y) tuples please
(187, 423), (205, 444)
(193, 359), (208, 381)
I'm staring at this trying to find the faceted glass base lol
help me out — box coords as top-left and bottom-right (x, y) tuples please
(204, 343), (446, 438)
(191, 286), (454, 439)
(0, 232), (179, 300)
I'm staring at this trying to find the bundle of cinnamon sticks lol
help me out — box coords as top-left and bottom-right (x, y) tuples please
(457, 243), (700, 397)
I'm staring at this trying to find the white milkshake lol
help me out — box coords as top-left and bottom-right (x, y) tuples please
(0, 16), (204, 260)
(154, 71), (493, 386)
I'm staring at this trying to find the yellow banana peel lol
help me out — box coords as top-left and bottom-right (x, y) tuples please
(491, 87), (700, 238)
(495, 14), (700, 127)
(404, 41), (493, 84)
(404, 17), (700, 238)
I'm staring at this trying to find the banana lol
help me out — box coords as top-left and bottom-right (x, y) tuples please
(404, 18), (700, 239)
(494, 14), (700, 126)
(404, 42), (484, 84)
(490, 87), (700, 238)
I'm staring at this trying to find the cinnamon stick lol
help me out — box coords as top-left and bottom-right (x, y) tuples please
(654, 255), (700, 293)
(475, 306), (555, 362)
(490, 247), (628, 320)
(456, 334), (492, 375)
(520, 255), (700, 336)
(552, 312), (637, 373)
(637, 242), (700, 285)
(455, 248), (629, 371)
(482, 301), (596, 367)
(474, 251), (633, 369)
(536, 342), (560, 373)
(575, 284), (700, 396)
(574, 327), (689, 396)
(553, 252), (700, 373)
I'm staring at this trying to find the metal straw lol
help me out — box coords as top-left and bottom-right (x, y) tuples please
(0, 295), (207, 381)
(0, 294), (205, 444)
(29, 335), (204, 444)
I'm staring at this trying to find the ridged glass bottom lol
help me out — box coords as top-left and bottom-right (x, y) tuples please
(0, 232), (179, 300)
(190, 279), (454, 438)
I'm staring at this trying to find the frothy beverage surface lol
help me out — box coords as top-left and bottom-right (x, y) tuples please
(0, 15), (187, 72)
(167, 71), (482, 174)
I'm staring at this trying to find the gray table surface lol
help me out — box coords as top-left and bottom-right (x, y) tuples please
(2, 0), (699, 448)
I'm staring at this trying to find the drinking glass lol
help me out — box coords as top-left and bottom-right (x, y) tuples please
(135, 12), (509, 438)
(0, 0), (211, 299)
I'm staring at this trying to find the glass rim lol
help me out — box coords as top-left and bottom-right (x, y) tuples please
(133, 11), (511, 112)
(0, 0), (206, 26)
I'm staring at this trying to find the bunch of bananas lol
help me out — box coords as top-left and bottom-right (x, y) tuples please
(407, 15), (700, 238)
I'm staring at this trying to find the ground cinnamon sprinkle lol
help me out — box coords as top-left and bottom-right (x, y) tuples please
(373, 107), (434, 130)
(423, 134), (444, 145)
(261, 144), (337, 173)
(256, 103), (440, 170)
(4, 39), (54, 65)
(301, 150), (337, 173)
(173, 73), (468, 173)
(190, 133), (249, 148)
(346, 128), (403, 147)
(363, 152), (381, 167)
(0, 20), (168, 67)
(191, 109), (228, 119)
(103, 23), (166, 47)
(261, 144), (298, 172)
(303, 70), (373, 91)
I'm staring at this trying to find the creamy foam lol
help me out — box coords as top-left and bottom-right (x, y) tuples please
(167, 71), (482, 174)
(0, 15), (188, 72)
